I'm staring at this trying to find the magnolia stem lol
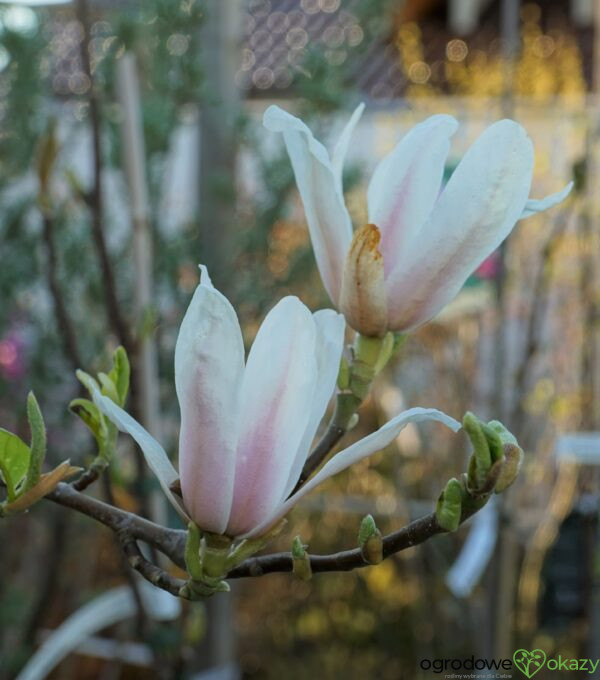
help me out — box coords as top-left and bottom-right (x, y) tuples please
(292, 422), (345, 493)
(43, 482), (479, 596)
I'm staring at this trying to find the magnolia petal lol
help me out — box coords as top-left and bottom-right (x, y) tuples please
(174, 265), (244, 534)
(339, 223), (388, 336)
(331, 103), (365, 195)
(263, 105), (352, 304)
(520, 181), (573, 219)
(386, 119), (534, 332)
(91, 388), (189, 522)
(281, 309), (346, 499)
(367, 114), (458, 277)
(243, 408), (461, 538)
(227, 296), (318, 536)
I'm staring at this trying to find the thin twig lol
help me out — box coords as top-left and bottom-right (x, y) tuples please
(46, 482), (187, 569)
(118, 534), (186, 597)
(227, 509), (475, 578)
(102, 475), (148, 636)
(44, 482), (478, 592)
(292, 422), (346, 494)
(71, 464), (102, 492)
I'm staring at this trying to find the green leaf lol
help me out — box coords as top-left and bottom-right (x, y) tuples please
(76, 369), (100, 395)
(69, 398), (104, 441)
(292, 535), (312, 580)
(481, 422), (504, 464)
(435, 477), (463, 532)
(98, 372), (119, 404)
(0, 429), (31, 502)
(463, 412), (491, 489)
(108, 346), (130, 407)
(23, 392), (46, 492)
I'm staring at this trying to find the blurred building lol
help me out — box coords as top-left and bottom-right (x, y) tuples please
(239, 0), (595, 99)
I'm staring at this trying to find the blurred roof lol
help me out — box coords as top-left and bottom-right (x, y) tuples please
(239, 0), (594, 98)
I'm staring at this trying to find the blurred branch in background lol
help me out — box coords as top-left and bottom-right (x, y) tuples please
(75, 0), (133, 356)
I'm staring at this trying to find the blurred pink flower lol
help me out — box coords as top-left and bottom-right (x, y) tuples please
(0, 331), (26, 380)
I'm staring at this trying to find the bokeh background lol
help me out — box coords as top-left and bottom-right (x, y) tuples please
(0, 0), (596, 677)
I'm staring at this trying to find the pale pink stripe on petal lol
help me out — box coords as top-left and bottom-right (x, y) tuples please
(367, 114), (458, 277)
(281, 308), (346, 500)
(227, 297), (317, 536)
(175, 266), (245, 534)
(386, 119), (533, 332)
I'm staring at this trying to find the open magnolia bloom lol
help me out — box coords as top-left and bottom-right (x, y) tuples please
(92, 266), (461, 540)
(264, 105), (573, 336)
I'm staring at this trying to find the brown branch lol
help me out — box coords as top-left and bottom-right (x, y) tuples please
(291, 422), (346, 494)
(71, 464), (102, 492)
(44, 481), (478, 594)
(227, 509), (476, 578)
(118, 533), (186, 598)
(75, 0), (133, 355)
(102, 475), (149, 635)
(46, 482), (187, 570)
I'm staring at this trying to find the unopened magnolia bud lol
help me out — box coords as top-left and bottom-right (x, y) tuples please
(358, 514), (383, 564)
(435, 478), (463, 531)
(481, 423), (504, 463)
(495, 443), (524, 493)
(487, 420), (524, 493)
(292, 535), (312, 580)
(463, 412), (491, 490)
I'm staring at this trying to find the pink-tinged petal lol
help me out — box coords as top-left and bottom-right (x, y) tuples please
(386, 119), (534, 332)
(243, 408), (461, 538)
(367, 115), (458, 277)
(91, 386), (189, 522)
(281, 308), (346, 499)
(520, 181), (573, 219)
(339, 223), (388, 336)
(263, 105), (352, 304)
(175, 265), (245, 534)
(227, 297), (317, 536)
(331, 103), (365, 195)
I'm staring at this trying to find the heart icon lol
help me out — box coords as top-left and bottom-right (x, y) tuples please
(513, 649), (547, 678)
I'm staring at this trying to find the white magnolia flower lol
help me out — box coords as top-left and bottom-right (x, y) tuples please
(92, 266), (461, 539)
(264, 105), (573, 336)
